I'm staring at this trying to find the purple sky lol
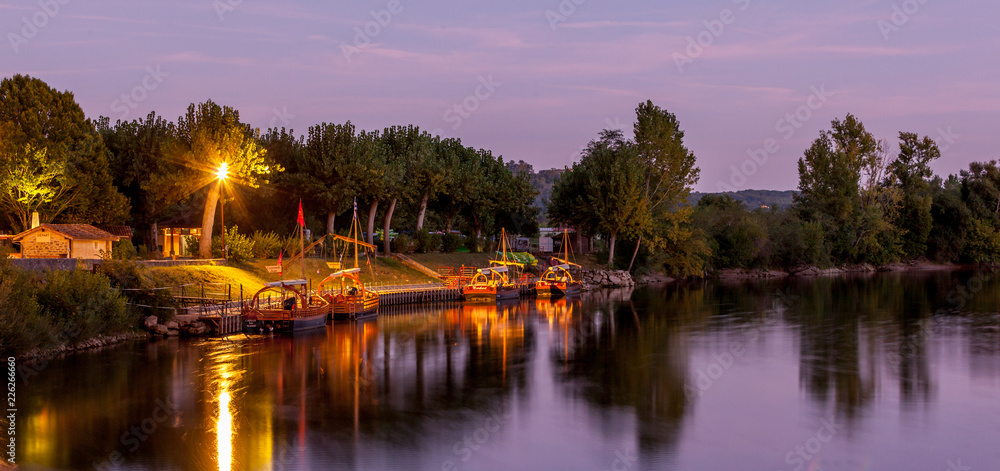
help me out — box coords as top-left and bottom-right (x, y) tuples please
(3, 0), (999, 192)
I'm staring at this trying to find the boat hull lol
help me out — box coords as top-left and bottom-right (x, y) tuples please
(243, 307), (329, 334)
(331, 294), (380, 321)
(535, 281), (581, 298)
(463, 285), (520, 303)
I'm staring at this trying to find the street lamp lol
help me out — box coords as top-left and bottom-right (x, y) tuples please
(218, 162), (228, 260)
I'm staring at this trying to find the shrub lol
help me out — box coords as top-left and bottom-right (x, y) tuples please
(184, 235), (200, 257)
(35, 269), (131, 344)
(110, 239), (138, 260)
(412, 230), (443, 253)
(252, 230), (283, 259)
(442, 233), (463, 253)
(0, 262), (49, 355)
(211, 225), (255, 263)
(393, 233), (415, 253)
(464, 235), (484, 253)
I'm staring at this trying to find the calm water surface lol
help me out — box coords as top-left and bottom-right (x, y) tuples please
(18, 271), (1000, 470)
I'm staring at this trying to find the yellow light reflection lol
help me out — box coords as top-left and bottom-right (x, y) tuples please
(217, 382), (233, 471)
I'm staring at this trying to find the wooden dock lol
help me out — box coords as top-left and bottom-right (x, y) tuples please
(164, 275), (538, 337)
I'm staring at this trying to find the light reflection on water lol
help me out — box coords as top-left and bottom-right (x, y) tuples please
(16, 270), (1000, 470)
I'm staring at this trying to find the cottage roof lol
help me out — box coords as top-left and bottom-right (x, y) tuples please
(13, 224), (122, 242)
(95, 225), (134, 238)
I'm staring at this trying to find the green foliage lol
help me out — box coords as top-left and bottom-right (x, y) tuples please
(0, 75), (130, 231)
(689, 190), (797, 209)
(885, 132), (940, 259)
(648, 206), (709, 277)
(795, 114), (902, 265)
(0, 261), (49, 354)
(161, 100), (280, 258)
(392, 233), (415, 253)
(184, 235), (200, 258)
(211, 225), (255, 262)
(442, 233), (463, 253)
(98, 112), (179, 253)
(927, 176), (970, 262)
(34, 269), (131, 345)
(251, 230), (283, 259)
(963, 218), (1000, 263)
(412, 229), (441, 253)
(110, 239), (138, 260)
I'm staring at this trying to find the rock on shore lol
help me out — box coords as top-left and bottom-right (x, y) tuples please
(580, 269), (635, 290)
(143, 315), (210, 338)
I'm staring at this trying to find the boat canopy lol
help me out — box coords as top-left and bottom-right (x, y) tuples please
(548, 264), (571, 271)
(551, 257), (581, 267)
(330, 267), (362, 277)
(489, 260), (524, 268)
(479, 266), (508, 274)
(265, 279), (309, 288)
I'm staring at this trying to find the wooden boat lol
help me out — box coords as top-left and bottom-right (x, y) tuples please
(318, 268), (379, 321)
(242, 279), (329, 333)
(463, 265), (520, 302)
(536, 263), (581, 297)
(323, 201), (380, 320)
(536, 229), (581, 297)
(462, 228), (523, 303)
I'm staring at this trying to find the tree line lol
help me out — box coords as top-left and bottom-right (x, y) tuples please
(549, 105), (1000, 273)
(0, 75), (537, 258)
(5, 73), (999, 274)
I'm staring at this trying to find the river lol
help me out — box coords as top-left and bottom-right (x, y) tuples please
(16, 270), (1000, 470)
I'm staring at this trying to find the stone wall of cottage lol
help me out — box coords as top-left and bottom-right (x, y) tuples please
(21, 229), (70, 258)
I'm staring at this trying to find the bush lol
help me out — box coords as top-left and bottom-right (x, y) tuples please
(413, 229), (441, 253)
(184, 235), (200, 257)
(0, 262), (49, 355)
(35, 269), (131, 344)
(464, 235), (486, 253)
(392, 233), (415, 253)
(442, 233), (463, 253)
(110, 239), (138, 260)
(210, 225), (255, 263)
(252, 230), (283, 259)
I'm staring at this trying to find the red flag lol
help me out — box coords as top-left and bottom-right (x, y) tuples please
(296, 200), (305, 227)
(277, 251), (283, 275)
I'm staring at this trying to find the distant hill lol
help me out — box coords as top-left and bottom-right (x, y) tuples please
(688, 189), (797, 209)
(517, 158), (798, 222)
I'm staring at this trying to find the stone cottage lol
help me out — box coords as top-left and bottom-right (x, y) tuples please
(12, 224), (122, 259)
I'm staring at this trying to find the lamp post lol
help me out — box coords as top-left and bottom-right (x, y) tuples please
(218, 162), (228, 261)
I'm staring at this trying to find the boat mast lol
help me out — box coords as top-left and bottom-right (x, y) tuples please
(353, 198), (359, 270)
(300, 211), (305, 281)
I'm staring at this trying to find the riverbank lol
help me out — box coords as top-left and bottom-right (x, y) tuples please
(713, 261), (962, 280)
(15, 330), (149, 361)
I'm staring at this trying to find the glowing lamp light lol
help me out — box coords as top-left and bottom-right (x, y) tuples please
(217, 162), (229, 180)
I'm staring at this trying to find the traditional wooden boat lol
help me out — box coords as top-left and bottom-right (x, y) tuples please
(536, 263), (581, 297)
(463, 265), (520, 302)
(322, 201), (380, 320)
(536, 229), (581, 297)
(242, 279), (329, 333)
(462, 228), (523, 303)
(318, 268), (379, 321)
